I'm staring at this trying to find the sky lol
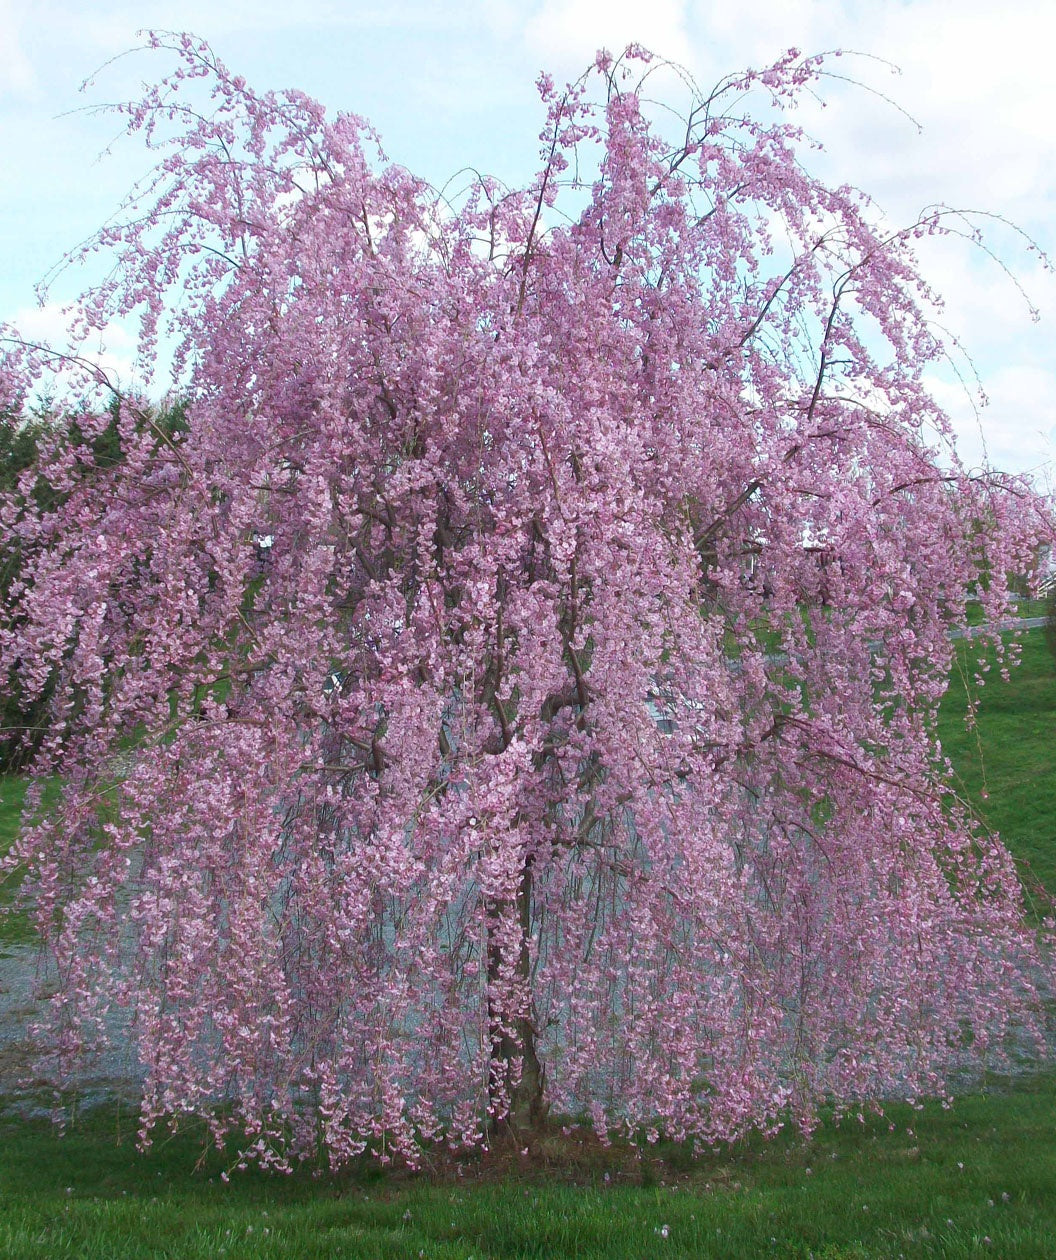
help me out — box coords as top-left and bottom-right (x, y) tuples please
(1, 0), (1054, 481)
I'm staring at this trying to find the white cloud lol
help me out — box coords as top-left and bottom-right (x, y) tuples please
(758, 1), (1056, 231)
(0, 0), (36, 98)
(10, 301), (141, 396)
(524, 0), (692, 72)
(925, 362), (1056, 478)
(684, 0), (825, 72)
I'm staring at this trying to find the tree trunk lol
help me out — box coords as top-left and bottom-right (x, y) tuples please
(486, 859), (546, 1133)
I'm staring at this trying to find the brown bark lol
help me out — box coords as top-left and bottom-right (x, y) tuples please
(486, 859), (547, 1133)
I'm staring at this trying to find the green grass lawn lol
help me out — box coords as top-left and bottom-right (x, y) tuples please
(0, 772), (30, 950)
(1, 1075), (1055, 1258)
(938, 627), (1056, 900)
(0, 630), (1053, 1257)
(962, 596), (1047, 626)
(0, 772), (58, 949)
(0, 772), (27, 855)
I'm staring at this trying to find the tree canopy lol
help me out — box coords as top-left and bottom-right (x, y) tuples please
(0, 35), (1052, 1169)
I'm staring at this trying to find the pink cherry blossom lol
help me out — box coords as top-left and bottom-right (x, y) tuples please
(1, 35), (1052, 1169)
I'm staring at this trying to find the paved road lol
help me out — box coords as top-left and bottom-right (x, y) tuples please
(951, 615), (1047, 638)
